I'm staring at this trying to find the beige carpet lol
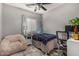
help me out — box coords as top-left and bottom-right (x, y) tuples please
(11, 45), (65, 56)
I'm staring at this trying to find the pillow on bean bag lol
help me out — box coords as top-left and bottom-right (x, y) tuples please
(0, 34), (27, 56)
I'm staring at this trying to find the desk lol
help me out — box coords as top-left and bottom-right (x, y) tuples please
(67, 38), (79, 56)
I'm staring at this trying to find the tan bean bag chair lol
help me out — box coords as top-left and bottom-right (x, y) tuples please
(0, 34), (27, 56)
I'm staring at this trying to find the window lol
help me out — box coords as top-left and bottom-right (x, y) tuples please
(21, 15), (37, 36)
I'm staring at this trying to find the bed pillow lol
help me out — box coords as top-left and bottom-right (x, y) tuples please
(0, 34), (27, 56)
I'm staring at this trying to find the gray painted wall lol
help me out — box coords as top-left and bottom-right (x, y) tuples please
(2, 4), (42, 37)
(43, 3), (79, 34)
(0, 3), (2, 40)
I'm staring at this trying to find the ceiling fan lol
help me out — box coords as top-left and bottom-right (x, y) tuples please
(25, 3), (51, 12)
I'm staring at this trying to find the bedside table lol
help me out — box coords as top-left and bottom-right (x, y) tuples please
(26, 38), (32, 45)
(25, 33), (34, 45)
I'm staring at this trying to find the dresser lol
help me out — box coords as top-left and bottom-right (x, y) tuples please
(67, 38), (79, 56)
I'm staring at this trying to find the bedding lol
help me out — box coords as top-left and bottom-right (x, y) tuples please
(33, 39), (57, 53)
(32, 33), (56, 45)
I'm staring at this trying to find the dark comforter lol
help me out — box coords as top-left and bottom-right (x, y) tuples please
(32, 33), (56, 45)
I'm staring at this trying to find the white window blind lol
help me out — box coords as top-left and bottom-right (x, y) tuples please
(23, 17), (37, 34)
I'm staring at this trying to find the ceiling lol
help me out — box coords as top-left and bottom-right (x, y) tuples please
(6, 3), (63, 14)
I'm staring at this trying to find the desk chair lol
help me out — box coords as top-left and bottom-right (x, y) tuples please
(56, 31), (68, 56)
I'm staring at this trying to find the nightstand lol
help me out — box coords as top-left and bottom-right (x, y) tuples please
(25, 33), (34, 45)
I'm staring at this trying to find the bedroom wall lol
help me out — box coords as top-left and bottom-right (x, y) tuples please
(2, 4), (42, 37)
(43, 3), (79, 34)
(0, 3), (2, 40)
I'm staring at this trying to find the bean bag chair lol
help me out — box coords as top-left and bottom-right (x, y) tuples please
(0, 34), (27, 56)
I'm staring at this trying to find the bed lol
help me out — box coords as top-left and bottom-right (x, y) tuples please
(32, 33), (57, 53)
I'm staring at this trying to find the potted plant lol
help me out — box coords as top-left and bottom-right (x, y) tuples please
(69, 17), (79, 25)
(69, 17), (79, 40)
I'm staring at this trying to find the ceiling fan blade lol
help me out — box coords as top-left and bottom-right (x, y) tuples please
(40, 5), (47, 11)
(26, 3), (37, 6)
(26, 3), (51, 6)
